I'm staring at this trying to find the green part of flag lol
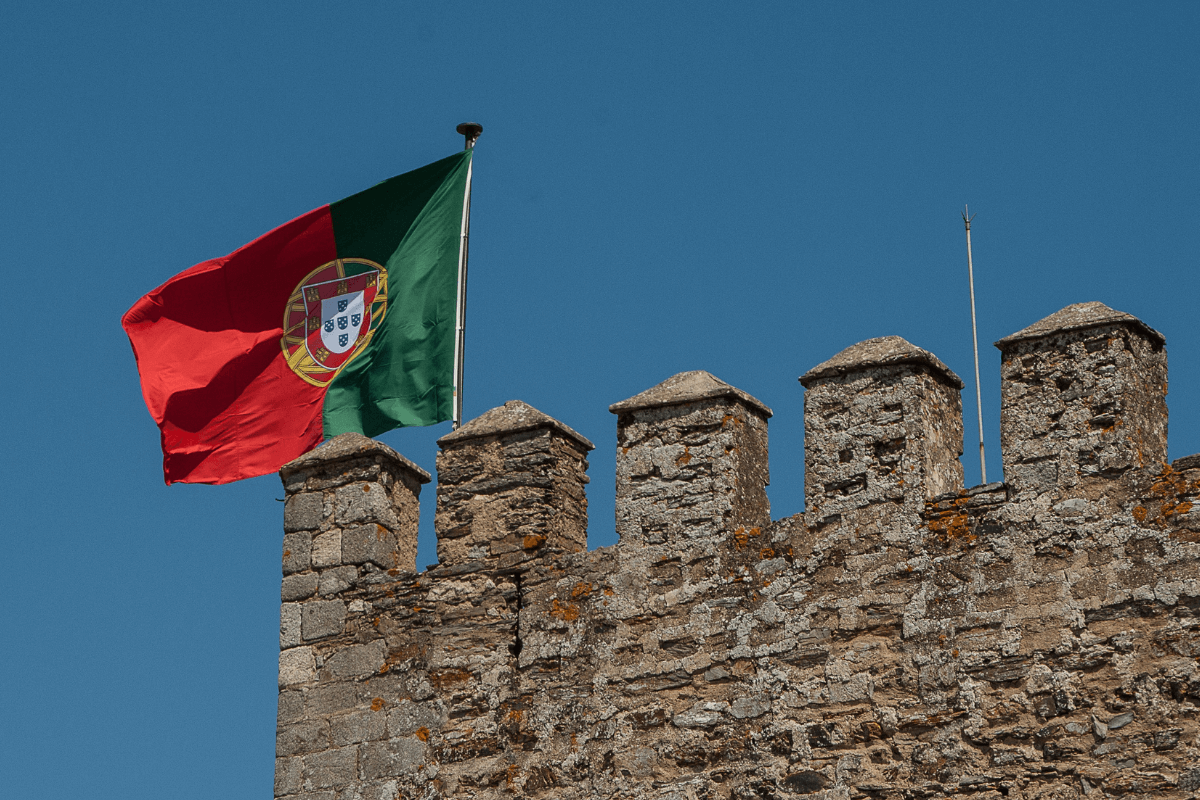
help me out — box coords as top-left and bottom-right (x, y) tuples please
(322, 149), (472, 438)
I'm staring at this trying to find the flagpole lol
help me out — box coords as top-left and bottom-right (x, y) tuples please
(452, 122), (482, 430)
(963, 205), (987, 484)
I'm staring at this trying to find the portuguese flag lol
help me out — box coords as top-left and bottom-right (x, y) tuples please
(123, 150), (473, 485)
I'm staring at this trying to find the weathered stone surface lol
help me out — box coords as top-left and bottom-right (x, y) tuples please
(435, 401), (591, 567)
(360, 738), (426, 780)
(280, 432), (425, 577)
(316, 566), (356, 597)
(301, 600), (345, 641)
(322, 641), (385, 680)
(302, 745), (357, 790)
(673, 701), (729, 728)
(997, 301), (1167, 499)
(996, 300), (1165, 348)
(281, 432), (431, 484)
(280, 603), (301, 649)
(328, 708), (386, 746)
(284, 492), (325, 533)
(282, 532), (311, 575)
(612, 372), (771, 549)
(310, 531), (341, 569)
(800, 335), (964, 388)
(341, 524), (396, 568)
(1173, 453), (1200, 471)
(276, 719), (328, 757)
(278, 647), (315, 687)
(437, 398), (594, 450)
(274, 756), (302, 795)
(610, 369), (773, 416)
(281, 572), (317, 602)
(274, 303), (1200, 800)
(335, 483), (401, 528)
(804, 335), (967, 524)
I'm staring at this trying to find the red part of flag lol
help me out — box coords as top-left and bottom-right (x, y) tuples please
(123, 206), (338, 484)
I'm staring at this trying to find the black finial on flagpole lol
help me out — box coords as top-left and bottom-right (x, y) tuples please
(456, 122), (483, 149)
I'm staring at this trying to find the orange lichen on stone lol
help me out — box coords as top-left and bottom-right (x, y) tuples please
(926, 499), (975, 545)
(1150, 465), (1191, 497)
(1145, 464), (1200, 529)
(603, 587), (614, 596)
(928, 512), (973, 544)
(732, 527), (749, 548)
(429, 668), (472, 690)
(550, 599), (580, 621)
(760, 547), (775, 559)
(282, 549), (291, 559)
(676, 446), (692, 466)
(415, 727), (430, 741)
(570, 582), (593, 600)
(387, 643), (424, 665)
(1164, 500), (1193, 518)
(370, 697), (385, 711)
(523, 534), (546, 550)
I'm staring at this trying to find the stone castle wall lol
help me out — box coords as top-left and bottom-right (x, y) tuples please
(273, 302), (1200, 800)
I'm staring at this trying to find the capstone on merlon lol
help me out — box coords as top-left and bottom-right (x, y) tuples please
(274, 301), (1200, 800)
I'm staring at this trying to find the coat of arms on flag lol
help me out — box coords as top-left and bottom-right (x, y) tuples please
(281, 258), (388, 386)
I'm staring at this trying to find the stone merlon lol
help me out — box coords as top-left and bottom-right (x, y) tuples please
(438, 398), (594, 450)
(611, 370), (771, 548)
(435, 399), (592, 567)
(800, 335), (965, 511)
(995, 300), (1165, 350)
(609, 369), (773, 418)
(280, 431), (431, 483)
(799, 335), (964, 389)
(994, 300), (1168, 497)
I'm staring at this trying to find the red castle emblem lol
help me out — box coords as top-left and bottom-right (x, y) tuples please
(280, 259), (388, 387)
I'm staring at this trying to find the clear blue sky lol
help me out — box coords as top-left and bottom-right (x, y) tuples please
(3, 2), (1197, 796)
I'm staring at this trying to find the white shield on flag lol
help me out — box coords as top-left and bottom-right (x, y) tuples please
(298, 268), (380, 371)
(320, 291), (366, 354)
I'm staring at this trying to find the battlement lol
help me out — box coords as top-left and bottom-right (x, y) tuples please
(274, 302), (1200, 800)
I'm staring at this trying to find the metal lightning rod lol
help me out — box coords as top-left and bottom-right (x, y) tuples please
(963, 205), (987, 484)
(452, 122), (482, 430)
